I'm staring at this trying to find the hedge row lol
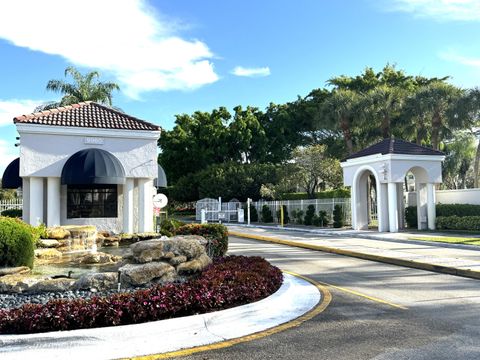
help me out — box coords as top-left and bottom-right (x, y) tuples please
(405, 204), (480, 228)
(436, 216), (480, 231)
(0, 209), (22, 218)
(278, 188), (350, 200)
(0, 256), (283, 334)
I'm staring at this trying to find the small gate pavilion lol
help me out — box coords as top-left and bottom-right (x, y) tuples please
(341, 138), (445, 232)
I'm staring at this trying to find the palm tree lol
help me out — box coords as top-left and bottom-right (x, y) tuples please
(38, 67), (120, 110)
(318, 89), (360, 154)
(364, 85), (405, 139)
(414, 82), (463, 150)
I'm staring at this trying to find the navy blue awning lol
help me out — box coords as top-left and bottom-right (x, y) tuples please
(1, 158), (21, 189)
(61, 149), (125, 185)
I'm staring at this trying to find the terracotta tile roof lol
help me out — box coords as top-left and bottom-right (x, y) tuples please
(13, 101), (161, 131)
(345, 138), (444, 160)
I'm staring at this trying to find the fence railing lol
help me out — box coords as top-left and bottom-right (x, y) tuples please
(250, 198), (351, 226)
(0, 199), (23, 213)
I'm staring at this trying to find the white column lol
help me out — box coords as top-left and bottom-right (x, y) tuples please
(138, 178), (153, 232)
(427, 183), (436, 230)
(22, 177), (30, 224)
(123, 178), (134, 234)
(388, 182), (398, 233)
(378, 183), (389, 232)
(29, 177), (44, 226)
(47, 177), (60, 227)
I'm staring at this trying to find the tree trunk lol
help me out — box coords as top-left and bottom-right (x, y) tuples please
(474, 141), (480, 188)
(431, 112), (441, 150)
(382, 115), (390, 139)
(340, 118), (354, 154)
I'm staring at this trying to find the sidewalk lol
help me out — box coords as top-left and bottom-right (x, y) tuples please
(227, 224), (480, 280)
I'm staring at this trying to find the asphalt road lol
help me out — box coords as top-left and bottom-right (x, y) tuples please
(171, 235), (480, 360)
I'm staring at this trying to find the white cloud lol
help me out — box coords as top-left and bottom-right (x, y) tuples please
(388, 0), (480, 21)
(0, 139), (18, 177)
(232, 66), (271, 78)
(439, 50), (480, 68)
(0, 99), (42, 127)
(0, 0), (219, 98)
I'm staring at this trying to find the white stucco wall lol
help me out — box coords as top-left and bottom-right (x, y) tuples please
(408, 188), (480, 206)
(17, 125), (160, 179)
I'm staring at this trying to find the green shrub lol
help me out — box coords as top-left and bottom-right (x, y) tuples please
(0, 209), (22, 218)
(279, 188), (350, 200)
(303, 205), (316, 226)
(175, 223), (228, 257)
(313, 210), (329, 227)
(406, 204), (480, 229)
(0, 217), (35, 268)
(405, 206), (418, 228)
(160, 218), (185, 237)
(436, 204), (480, 217)
(436, 215), (480, 231)
(276, 205), (289, 224)
(333, 205), (344, 228)
(291, 209), (304, 224)
(244, 204), (258, 222)
(261, 205), (274, 223)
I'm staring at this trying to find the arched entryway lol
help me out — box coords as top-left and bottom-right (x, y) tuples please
(352, 166), (385, 231)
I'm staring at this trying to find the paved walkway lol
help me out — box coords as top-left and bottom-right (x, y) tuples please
(228, 225), (480, 280)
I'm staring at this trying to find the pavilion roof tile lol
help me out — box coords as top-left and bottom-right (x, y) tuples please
(344, 138), (444, 160)
(13, 101), (161, 131)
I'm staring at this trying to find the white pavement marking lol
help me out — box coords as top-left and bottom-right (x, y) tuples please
(0, 273), (320, 360)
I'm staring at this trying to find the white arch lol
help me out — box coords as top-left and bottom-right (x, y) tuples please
(351, 165), (385, 232)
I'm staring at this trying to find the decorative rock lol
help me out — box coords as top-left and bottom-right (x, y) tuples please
(73, 272), (118, 291)
(169, 255), (187, 266)
(46, 227), (71, 240)
(0, 266), (31, 277)
(171, 235), (209, 247)
(130, 237), (206, 263)
(177, 254), (212, 275)
(168, 236), (206, 259)
(27, 278), (75, 293)
(34, 248), (63, 259)
(119, 262), (175, 286)
(78, 252), (121, 265)
(130, 240), (165, 263)
(102, 236), (120, 247)
(37, 239), (61, 248)
(0, 274), (50, 293)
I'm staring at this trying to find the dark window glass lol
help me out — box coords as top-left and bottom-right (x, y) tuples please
(67, 185), (117, 218)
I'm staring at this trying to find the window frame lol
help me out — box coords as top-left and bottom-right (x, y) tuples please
(66, 184), (118, 219)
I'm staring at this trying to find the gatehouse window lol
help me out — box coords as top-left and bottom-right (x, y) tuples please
(67, 185), (117, 218)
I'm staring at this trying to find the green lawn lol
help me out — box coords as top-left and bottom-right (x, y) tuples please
(407, 235), (480, 246)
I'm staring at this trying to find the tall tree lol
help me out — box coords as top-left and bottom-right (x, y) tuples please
(39, 66), (120, 109)
(363, 85), (405, 139)
(318, 89), (360, 154)
(413, 82), (463, 150)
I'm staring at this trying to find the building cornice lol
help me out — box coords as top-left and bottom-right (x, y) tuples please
(16, 124), (161, 140)
(341, 153), (445, 168)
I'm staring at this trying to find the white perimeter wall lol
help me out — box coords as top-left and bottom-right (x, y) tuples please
(407, 188), (480, 206)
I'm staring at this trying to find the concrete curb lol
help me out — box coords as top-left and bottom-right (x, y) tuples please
(229, 231), (480, 281)
(0, 273), (323, 360)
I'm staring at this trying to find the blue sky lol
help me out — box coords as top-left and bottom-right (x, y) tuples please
(1, 0), (480, 173)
